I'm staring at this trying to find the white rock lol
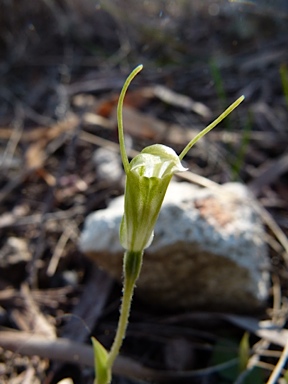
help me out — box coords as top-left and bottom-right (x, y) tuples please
(93, 147), (123, 183)
(79, 181), (270, 312)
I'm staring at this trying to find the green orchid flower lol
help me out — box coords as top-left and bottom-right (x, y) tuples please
(118, 64), (244, 255)
(119, 143), (187, 252)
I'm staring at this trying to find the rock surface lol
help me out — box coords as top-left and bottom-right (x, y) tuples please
(79, 181), (270, 312)
(93, 147), (123, 183)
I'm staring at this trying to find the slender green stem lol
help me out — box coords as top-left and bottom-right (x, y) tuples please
(107, 250), (143, 369)
(179, 95), (245, 160)
(117, 65), (143, 174)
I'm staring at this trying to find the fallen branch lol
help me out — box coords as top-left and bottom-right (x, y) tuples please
(0, 329), (239, 383)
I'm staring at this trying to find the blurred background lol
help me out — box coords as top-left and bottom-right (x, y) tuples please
(1, 0), (288, 180)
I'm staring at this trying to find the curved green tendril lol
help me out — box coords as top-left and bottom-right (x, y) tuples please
(179, 95), (245, 161)
(117, 64), (143, 174)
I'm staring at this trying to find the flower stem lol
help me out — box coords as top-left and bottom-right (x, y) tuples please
(107, 250), (143, 369)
